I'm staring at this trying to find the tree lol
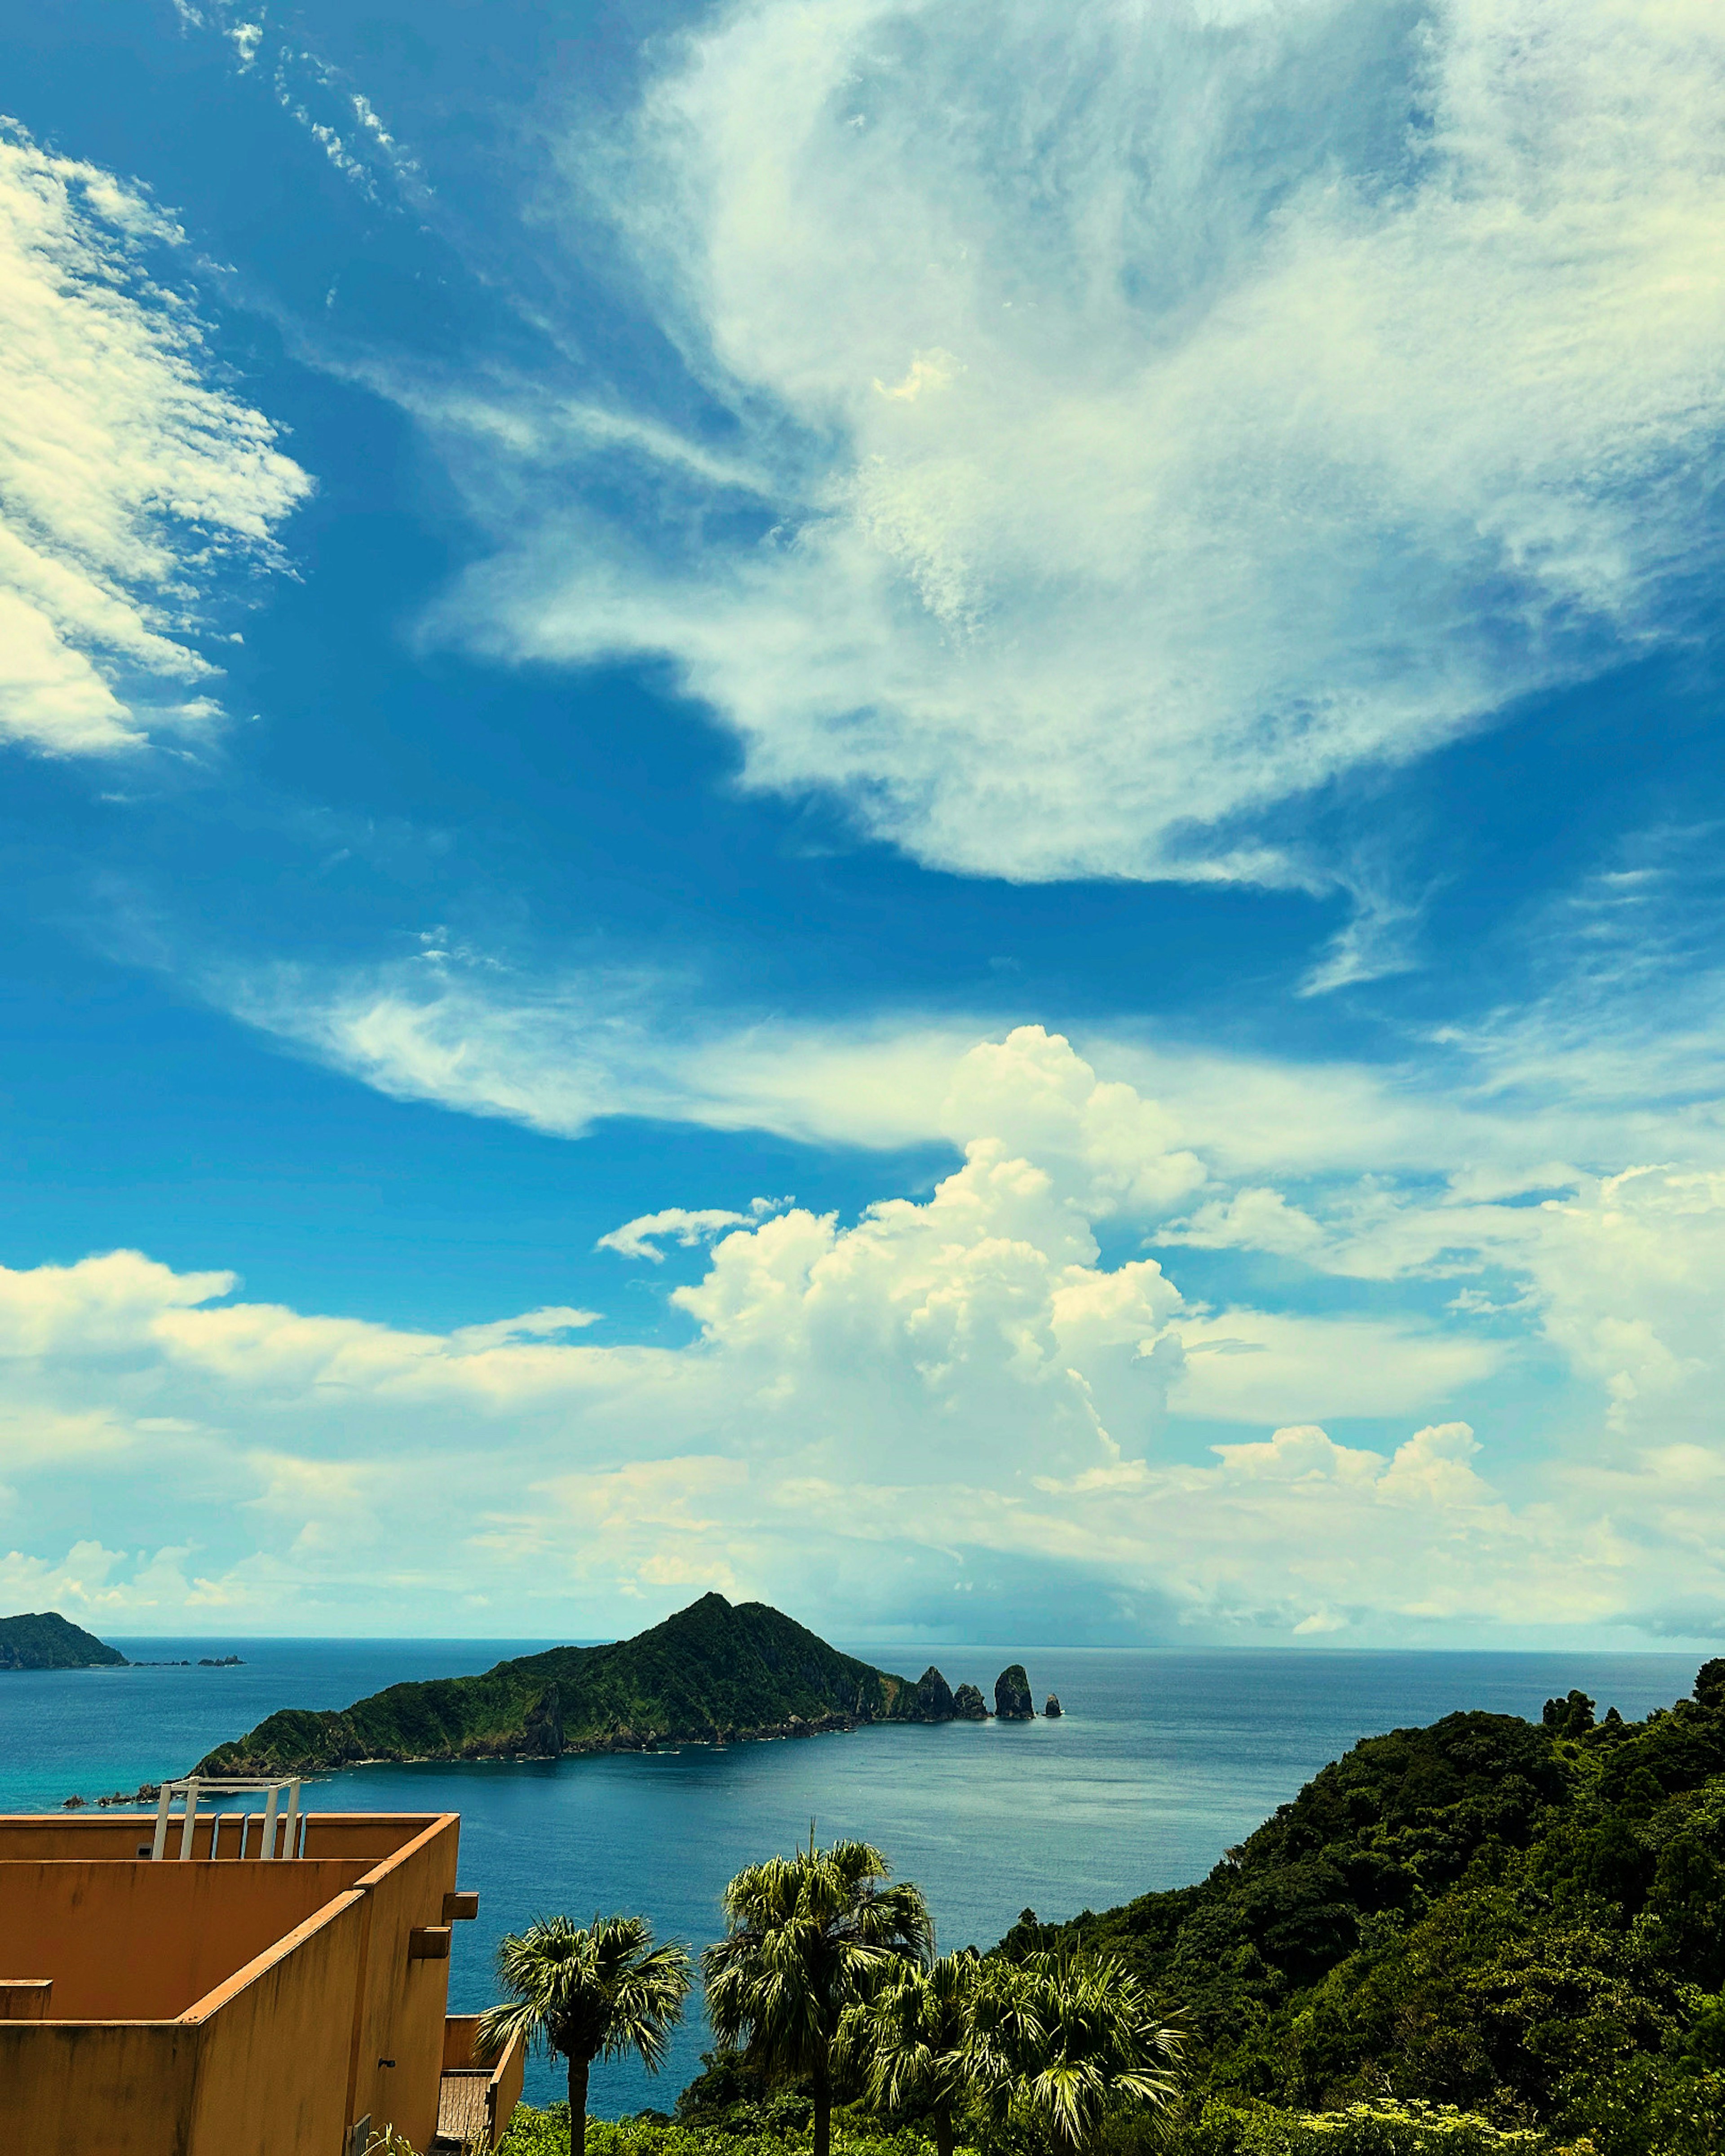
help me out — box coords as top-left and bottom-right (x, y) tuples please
(703, 1837), (933, 2156)
(967, 1950), (1183, 2156)
(839, 1947), (983, 2156)
(475, 1913), (692, 2156)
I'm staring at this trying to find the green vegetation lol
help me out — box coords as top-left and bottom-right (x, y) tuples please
(498, 2112), (941, 2156)
(963, 1951), (1182, 2156)
(705, 1838), (934, 2156)
(0, 1609), (126, 1670)
(197, 1596), (924, 1772)
(994, 1664), (1725, 2152)
(497, 2097), (1545, 2156)
(839, 1951), (986, 2156)
(477, 1915), (694, 2156)
(446, 1665), (1725, 2156)
(496, 1666), (1725, 2156)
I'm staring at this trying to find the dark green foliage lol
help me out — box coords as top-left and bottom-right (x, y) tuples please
(197, 1595), (918, 1772)
(0, 1609), (127, 1669)
(500, 2102), (1544, 2156)
(1542, 1690), (1596, 1740)
(677, 2050), (817, 2135)
(995, 1672), (1725, 2154)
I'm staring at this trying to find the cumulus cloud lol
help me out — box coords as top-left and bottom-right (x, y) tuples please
(0, 126), (309, 755)
(13, 1019), (1725, 1637)
(414, 0), (1725, 885)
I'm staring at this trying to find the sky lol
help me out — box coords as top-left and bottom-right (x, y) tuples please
(3, 0), (1725, 1648)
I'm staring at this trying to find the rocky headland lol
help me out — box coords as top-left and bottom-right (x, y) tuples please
(0, 1610), (127, 1671)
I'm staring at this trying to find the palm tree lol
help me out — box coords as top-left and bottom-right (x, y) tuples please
(966, 1950), (1183, 2156)
(839, 1947), (982, 2156)
(475, 1913), (692, 2156)
(703, 1837), (933, 2156)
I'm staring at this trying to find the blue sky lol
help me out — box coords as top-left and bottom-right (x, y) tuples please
(4, 0), (1725, 1645)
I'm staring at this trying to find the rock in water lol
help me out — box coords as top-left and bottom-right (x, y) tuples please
(916, 1666), (956, 1719)
(995, 1665), (1035, 1720)
(952, 1683), (989, 1719)
(1044, 1694), (1063, 1718)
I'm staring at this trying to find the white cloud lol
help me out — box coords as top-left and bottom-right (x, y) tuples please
(1172, 1311), (1504, 1422)
(598, 1199), (788, 1262)
(12, 1019), (1725, 1638)
(1163, 1187), (1328, 1260)
(221, 956), (977, 1148)
(418, 0), (1725, 884)
(0, 126), (309, 755)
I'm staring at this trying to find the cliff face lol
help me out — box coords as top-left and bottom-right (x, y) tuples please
(196, 1595), (918, 1774)
(914, 1665), (957, 1719)
(0, 1611), (127, 1671)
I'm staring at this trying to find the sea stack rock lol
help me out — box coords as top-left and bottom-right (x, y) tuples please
(952, 1683), (989, 1720)
(1044, 1694), (1062, 1718)
(916, 1666), (957, 1720)
(994, 1665), (1035, 1720)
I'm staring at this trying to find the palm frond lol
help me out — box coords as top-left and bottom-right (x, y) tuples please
(703, 1840), (931, 2081)
(481, 1912), (692, 2072)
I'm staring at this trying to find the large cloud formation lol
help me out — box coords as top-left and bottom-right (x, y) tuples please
(430, 0), (1725, 883)
(0, 128), (309, 755)
(7, 1028), (1725, 1641)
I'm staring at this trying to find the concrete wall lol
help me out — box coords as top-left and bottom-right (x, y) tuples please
(443, 2018), (528, 2148)
(0, 2023), (197, 2156)
(186, 1891), (368, 2156)
(0, 1812), (464, 2156)
(345, 1816), (462, 2151)
(0, 1858), (368, 2016)
(0, 1810), (431, 1863)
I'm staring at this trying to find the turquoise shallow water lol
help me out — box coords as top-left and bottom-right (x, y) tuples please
(0, 1640), (1703, 2112)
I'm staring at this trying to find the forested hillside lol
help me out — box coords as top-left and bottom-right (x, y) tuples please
(0, 1610), (126, 1670)
(997, 1667), (1725, 2150)
(199, 1594), (919, 1771)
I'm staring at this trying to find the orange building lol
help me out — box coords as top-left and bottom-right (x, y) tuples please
(0, 1807), (524, 2156)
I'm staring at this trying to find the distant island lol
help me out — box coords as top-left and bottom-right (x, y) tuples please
(0, 1611), (127, 1671)
(196, 1594), (1057, 1774)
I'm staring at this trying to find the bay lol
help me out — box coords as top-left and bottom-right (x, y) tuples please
(0, 1639), (1703, 2114)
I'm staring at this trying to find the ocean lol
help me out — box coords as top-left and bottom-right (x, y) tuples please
(0, 1640), (1703, 2113)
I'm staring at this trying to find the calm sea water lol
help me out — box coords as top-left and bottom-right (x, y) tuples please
(0, 1641), (1703, 2113)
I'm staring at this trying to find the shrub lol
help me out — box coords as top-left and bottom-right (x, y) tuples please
(1158, 2101), (1547, 2155)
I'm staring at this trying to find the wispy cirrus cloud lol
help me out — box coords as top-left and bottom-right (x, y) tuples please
(0, 125), (309, 756)
(406, 0), (1725, 895)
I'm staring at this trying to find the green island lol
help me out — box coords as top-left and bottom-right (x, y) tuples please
(0, 1610), (127, 1671)
(197, 1595), (1033, 1774)
(481, 1664), (1725, 2156)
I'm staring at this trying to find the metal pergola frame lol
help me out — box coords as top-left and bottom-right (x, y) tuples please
(149, 1776), (305, 1860)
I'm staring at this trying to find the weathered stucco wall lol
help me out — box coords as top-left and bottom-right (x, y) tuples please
(0, 1809), (429, 1863)
(0, 1812), (464, 2155)
(185, 1890), (367, 2156)
(345, 1816), (461, 2150)
(0, 2023), (196, 2156)
(0, 1858), (367, 2016)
